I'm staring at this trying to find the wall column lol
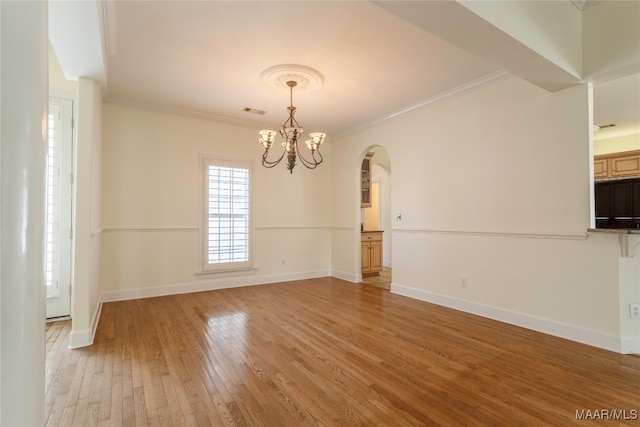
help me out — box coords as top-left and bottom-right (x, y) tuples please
(0, 1), (48, 425)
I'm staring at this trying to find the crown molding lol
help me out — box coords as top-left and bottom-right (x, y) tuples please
(104, 96), (263, 129)
(570, 0), (587, 11)
(106, 70), (511, 137)
(338, 69), (510, 138)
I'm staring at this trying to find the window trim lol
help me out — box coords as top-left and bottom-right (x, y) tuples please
(199, 155), (254, 274)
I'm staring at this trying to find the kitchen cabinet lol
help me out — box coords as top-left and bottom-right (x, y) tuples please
(594, 184), (610, 217)
(594, 150), (640, 179)
(632, 180), (640, 216)
(594, 157), (609, 179)
(361, 231), (383, 276)
(610, 181), (632, 217)
(595, 178), (640, 228)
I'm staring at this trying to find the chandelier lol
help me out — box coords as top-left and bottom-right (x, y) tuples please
(258, 79), (326, 173)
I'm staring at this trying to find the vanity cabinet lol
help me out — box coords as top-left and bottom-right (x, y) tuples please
(361, 231), (383, 276)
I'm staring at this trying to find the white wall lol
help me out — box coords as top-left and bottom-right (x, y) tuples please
(594, 134), (640, 155)
(583, 0), (640, 81)
(460, 0), (582, 77)
(100, 103), (332, 300)
(331, 75), (637, 353)
(49, 42), (76, 94)
(70, 77), (103, 349)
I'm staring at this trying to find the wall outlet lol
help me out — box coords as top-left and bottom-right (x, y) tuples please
(630, 304), (640, 319)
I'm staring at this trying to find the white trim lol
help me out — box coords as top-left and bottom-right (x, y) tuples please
(331, 226), (357, 231)
(620, 336), (640, 354)
(331, 269), (361, 283)
(49, 89), (76, 101)
(391, 282), (623, 354)
(100, 225), (330, 233)
(106, 97), (261, 129)
(105, 72), (511, 139)
(570, 0), (587, 11)
(101, 270), (331, 303)
(100, 0), (118, 56)
(199, 156), (254, 272)
(195, 266), (258, 279)
(339, 70), (510, 138)
(621, 335), (640, 354)
(102, 226), (198, 233)
(392, 228), (588, 240)
(68, 297), (102, 349)
(255, 225), (331, 230)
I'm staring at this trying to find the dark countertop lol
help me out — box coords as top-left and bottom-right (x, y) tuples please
(588, 228), (640, 234)
(361, 230), (383, 233)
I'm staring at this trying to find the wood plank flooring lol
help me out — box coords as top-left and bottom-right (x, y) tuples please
(45, 277), (640, 426)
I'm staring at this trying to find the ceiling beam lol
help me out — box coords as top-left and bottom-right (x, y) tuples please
(374, 0), (584, 92)
(48, 0), (106, 85)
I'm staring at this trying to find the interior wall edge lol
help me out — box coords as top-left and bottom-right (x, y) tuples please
(68, 297), (102, 349)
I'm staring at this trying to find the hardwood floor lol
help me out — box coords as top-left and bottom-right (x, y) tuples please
(45, 277), (640, 426)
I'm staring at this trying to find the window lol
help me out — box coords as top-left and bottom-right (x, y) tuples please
(46, 103), (62, 297)
(46, 96), (73, 318)
(201, 157), (252, 272)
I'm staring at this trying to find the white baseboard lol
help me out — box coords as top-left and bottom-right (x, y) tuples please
(391, 282), (624, 354)
(621, 336), (640, 354)
(101, 270), (331, 302)
(331, 269), (360, 283)
(68, 297), (103, 349)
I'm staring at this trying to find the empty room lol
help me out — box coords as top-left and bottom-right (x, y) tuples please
(2, 1), (639, 425)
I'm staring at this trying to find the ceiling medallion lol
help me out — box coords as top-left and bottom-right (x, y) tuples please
(258, 65), (326, 173)
(259, 64), (324, 93)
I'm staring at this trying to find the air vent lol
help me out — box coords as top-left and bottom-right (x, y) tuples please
(243, 107), (267, 115)
(597, 123), (616, 129)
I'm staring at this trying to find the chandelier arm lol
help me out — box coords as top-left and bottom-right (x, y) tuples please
(296, 144), (322, 169)
(261, 148), (286, 168)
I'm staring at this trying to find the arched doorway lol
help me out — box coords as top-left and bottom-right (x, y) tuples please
(358, 146), (392, 289)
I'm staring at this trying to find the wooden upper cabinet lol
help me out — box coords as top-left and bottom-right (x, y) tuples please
(594, 157), (609, 178)
(610, 152), (640, 177)
(361, 152), (374, 208)
(594, 150), (640, 179)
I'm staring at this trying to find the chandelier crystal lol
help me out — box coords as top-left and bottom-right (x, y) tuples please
(259, 80), (325, 173)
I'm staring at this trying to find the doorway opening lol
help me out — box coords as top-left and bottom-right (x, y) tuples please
(358, 146), (391, 290)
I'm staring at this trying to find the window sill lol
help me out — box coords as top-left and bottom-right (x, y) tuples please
(195, 266), (257, 279)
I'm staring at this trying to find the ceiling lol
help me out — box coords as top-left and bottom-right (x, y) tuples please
(49, 1), (639, 141)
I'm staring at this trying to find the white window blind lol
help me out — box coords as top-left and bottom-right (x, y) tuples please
(46, 103), (62, 297)
(203, 159), (252, 270)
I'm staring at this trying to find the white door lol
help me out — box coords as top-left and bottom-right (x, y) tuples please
(46, 97), (73, 319)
